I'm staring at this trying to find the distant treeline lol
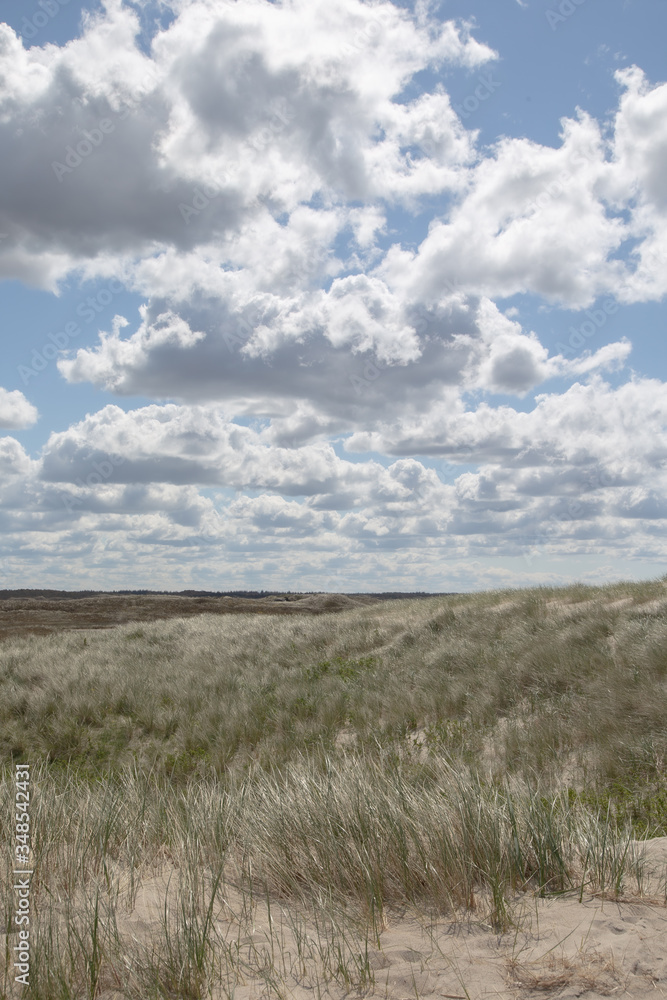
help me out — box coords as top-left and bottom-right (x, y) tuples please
(0, 589), (452, 601)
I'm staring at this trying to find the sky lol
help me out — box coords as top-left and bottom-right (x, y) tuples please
(0, 0), (666, 594)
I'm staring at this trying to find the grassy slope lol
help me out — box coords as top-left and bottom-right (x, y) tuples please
(1, 578), (666, 804)
(1, 579), (667, 998)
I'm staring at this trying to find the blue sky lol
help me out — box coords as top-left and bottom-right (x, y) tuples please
(0, 0), (665, 592)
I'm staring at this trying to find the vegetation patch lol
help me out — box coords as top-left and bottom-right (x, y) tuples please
(1, 578), (666, 997)
(305, 655), (379, 682)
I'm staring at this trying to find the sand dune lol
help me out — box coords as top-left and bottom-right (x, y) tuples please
(76, 845), (666, 1000)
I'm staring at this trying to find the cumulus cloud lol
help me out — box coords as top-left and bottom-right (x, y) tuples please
(345, 376), (667, 470)
(30, 377), (667, 556)
(0, 388), (38, 428)
(57, 282), (633, 433)
(39, 403), (445, 512)
(0, 1), (665, 590)
(45, 58), (662, 428)
(0, 436), (35, 478)
(0, 0), (492, 288)
(0, 387), (664, 592)
(605, 67), (667, 303)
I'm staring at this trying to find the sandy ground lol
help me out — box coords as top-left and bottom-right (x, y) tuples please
(3, 843), (665, 998)
(71, 838), (664, 999)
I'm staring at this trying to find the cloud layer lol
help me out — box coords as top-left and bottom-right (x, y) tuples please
(0, 0), (665, 590)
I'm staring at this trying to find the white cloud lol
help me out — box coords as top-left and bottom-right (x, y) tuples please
(0, 436), (35, 478)
(605, 67), (667, 303)
(44, 52), (663, 431)
(27, 377), (666, 566)
(38, 404), (459, 528)
(58, 280), (632, 428)
(0, 2), (665, 591)
(345, 376), (667, 472)
(392, 113), (625, 309)
(60, 310), (205, 392)
(0, 0), (494, 289)
(0, 387), (38, 429)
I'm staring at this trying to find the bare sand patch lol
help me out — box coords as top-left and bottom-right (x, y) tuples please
(13, 846), (657, 1000)
(100, 861), (667, 999)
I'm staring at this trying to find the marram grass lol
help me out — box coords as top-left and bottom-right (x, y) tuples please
(1, 578), (666, 997)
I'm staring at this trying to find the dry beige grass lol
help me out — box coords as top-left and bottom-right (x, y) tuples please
(507, 949), (627, 995)
(1, 578), (666, 998)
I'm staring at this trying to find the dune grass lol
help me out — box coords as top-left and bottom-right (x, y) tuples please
(1, 578), (666, 997)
